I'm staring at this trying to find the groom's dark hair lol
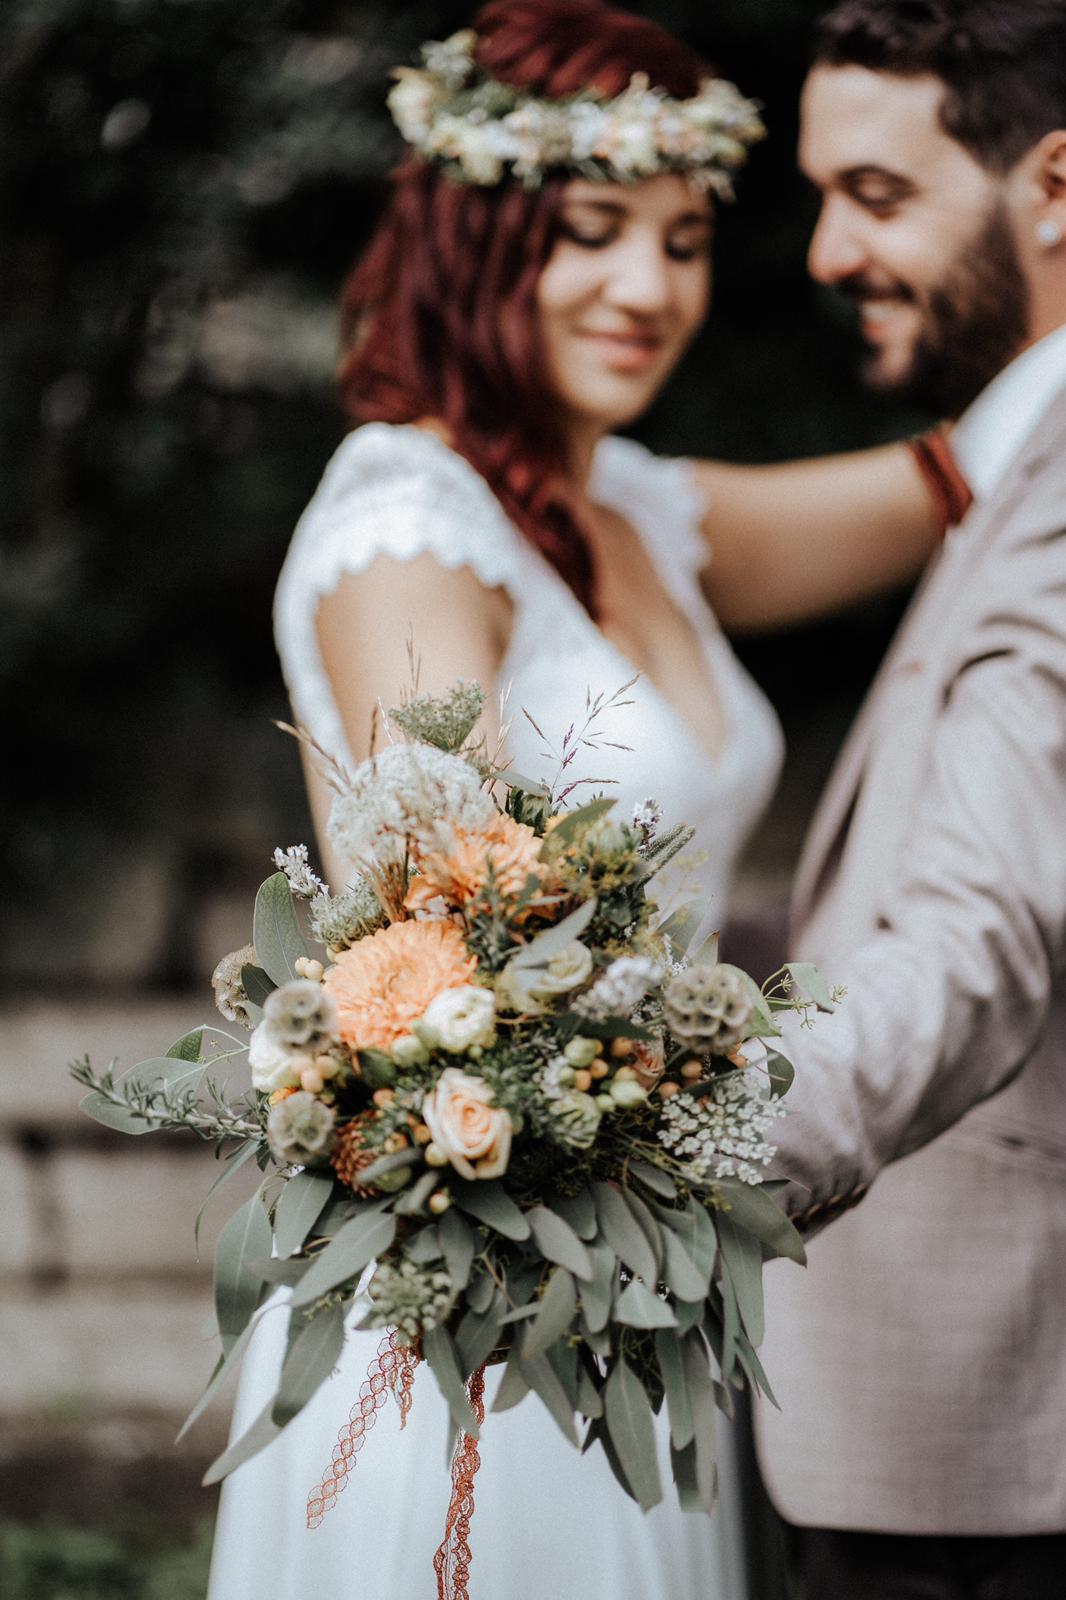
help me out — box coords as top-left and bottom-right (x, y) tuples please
(814, 1), (1066, 173)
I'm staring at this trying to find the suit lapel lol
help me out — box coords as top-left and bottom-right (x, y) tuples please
(792, 389), (1066, 932)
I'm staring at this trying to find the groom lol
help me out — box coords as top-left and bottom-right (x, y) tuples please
(755, 2), (1066, 1594)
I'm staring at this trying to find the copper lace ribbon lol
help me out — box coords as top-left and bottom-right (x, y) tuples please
(306, 1332), (487, 1600)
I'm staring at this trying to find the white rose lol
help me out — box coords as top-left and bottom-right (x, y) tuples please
(419, 985), (496, 1053)
(248, 1022), (304, 1093)
(498, 941), (593, 1013)
(422, 1067), (512, 1180)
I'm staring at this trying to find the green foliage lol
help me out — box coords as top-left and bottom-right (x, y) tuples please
(0, 1519), (212, 1600)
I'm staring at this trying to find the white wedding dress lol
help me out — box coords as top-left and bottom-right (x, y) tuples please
(207, 423), (783, 1600)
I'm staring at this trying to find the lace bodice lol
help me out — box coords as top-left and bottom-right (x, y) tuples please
(274, 422), (783, 930)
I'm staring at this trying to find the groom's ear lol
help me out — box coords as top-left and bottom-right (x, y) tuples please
(1035, 130), (1066, 201)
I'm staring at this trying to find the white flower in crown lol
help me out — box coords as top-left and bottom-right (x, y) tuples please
(388, 70), (445, 144)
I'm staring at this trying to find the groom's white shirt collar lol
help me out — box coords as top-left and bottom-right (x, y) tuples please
(952, 320), (1066, 502)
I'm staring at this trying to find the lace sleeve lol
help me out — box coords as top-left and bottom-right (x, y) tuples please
(273, 423), (527, 765)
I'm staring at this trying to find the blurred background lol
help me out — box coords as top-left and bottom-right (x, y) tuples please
(1, 0), (927, 1592)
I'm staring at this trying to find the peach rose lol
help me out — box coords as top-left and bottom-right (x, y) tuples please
(422, 1067), (512, 1181)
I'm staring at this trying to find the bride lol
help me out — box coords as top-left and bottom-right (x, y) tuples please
(208, 3), (961, 1595)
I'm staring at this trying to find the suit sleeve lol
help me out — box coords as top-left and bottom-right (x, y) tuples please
(773, 529), (1066, 1226)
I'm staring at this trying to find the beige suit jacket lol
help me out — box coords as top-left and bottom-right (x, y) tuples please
(755, 387), (1066, 1535)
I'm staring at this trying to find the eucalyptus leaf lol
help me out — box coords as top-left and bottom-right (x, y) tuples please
(203, 1396), (283, 1485)
(621, 1187), (663, 1273)
(519, 1342), (579, 1447)
(466, 1269), (496, 1315)
(508, 896), (597, 969)
(491, 768), (550, 798)
(785, 961), (835, 1011)
(654, 1327), (694, 1449)
(214, 1192), (273, 1355)
(766, 1048), (795, 1100)
(604, 1359), (663, 1511)
(240, 964), (276, 1008)
(550, 1187), (597, 1240)
(290, 1210), (396, 1308)
(716, 1178), (806, 1266)
(627, 1159), (677, 1200)
(580, 1242), (617, 1334)
(272, 1301), (346, 1425)
(423, 1324), (478, 1437)
(358, 1146), (422, 1187)
(658, 1220), (710, 1301)
(177, 1301), (266, 1444)
(165, 1027), (204, 1063)
(681, 1330), (719, 1511)
(527, 1205), (593, 1281)
(455, 1295), (506, 1378)
(195, 1141), (259, 1252)
(438, 1207), (476, 1290)
(252, 1258), (311, 1286)
(392, 1170), (440, 1216)
(252, 872), (310, 987)
(492, 1342), (530, 1413)
(404, 1225), (443, 1264)
(591, 1183), (656, 1284)
(546, 1339), (580, 1409)
(648, 1197), (718, 1282)
(540, 797), (615, 858)
(674, 1297), (705, 1336)
(720, 1272), (739, 1385)
(273, 1171), (334, 1259)
(734, 1328), (780, 1408)
(615, 1278), (677, 1329)
(80, 1054), (207, 1136)
(576, 1363), (604, 1420)
(670, 1437), (703, 1513)
(717, 1211), (766, 1346)
(453, 1181), (530, 1241)
(524, 1267), (577, 1358)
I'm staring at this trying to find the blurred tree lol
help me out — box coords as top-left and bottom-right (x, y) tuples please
(0, 0), (923, 985)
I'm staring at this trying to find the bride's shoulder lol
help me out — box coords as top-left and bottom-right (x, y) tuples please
(280, 422), (526, 602)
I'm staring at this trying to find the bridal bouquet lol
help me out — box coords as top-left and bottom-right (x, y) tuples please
(73, 679), (831, 1553)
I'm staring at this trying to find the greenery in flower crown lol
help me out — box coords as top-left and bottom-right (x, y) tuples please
(72, 679), (838, 1524)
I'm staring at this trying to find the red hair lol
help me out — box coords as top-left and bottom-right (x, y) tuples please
(337, 0), (709, 614)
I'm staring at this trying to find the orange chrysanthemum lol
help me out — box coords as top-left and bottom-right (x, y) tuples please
(406, 813), (550, 917)
(324, 919), (476, 1054)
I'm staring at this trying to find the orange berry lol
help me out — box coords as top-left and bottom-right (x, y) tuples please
(589, 1058), (610, 1080)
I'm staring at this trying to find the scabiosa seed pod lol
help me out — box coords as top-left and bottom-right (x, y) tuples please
(212, 945), (257, 1027)
(263, 979), (337, 1051)
(267, 1092), (337, 1167)
(662, 963), (752, 1055)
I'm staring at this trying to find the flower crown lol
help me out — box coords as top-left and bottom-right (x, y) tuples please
(387, 28), (766, 197)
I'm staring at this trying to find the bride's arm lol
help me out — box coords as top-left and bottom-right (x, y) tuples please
(306, 552), (511, 889)
(692, 441), (943, 632)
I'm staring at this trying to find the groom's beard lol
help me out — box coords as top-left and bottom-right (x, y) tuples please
(844, 201), (1030, 418)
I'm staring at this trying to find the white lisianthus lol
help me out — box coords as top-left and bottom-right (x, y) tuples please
(422, 1067), (512, 1180)
(498, 940), (593, 1012)
(419, 985), (496, 1053)
(248, 1023), (305, 1093)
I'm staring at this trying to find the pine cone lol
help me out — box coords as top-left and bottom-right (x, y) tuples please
(662, 963), (752, 1055)
(331, 1116), (384, 1197)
